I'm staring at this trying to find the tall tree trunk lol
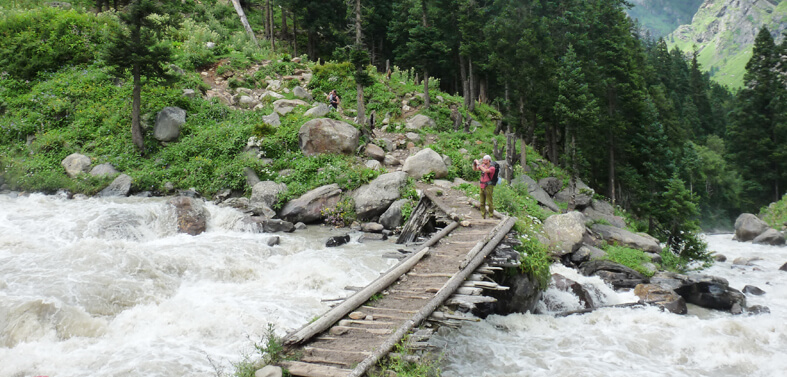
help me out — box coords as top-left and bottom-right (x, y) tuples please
(520, 137), (527, 172)
(567, 129), (577, 212)
(459, 55), (469, 108)
(423, 69), (430, 109)
(468, 57), (475, 112)
(292, 14), (298, 56)
(609, 134), (616, 205)
(479, 76), (487, 103)
(231, 0), (259, 46)
(355, 0), (366, 126)
(505, 133), (514, 181)
(281, 6), (288, 43)
(267, 0), (274, 52)
(132, 66), (143, 153)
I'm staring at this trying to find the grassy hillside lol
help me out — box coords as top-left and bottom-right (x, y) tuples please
(667, 0), (787, 89)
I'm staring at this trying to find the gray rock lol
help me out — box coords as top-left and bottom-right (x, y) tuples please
(583, 207), (626, 228)
(154, 107), (186, 142)
(384, 155), (401, 166)
(244, 167), (261, 187)
(263, 112), (281, 127)
(298, 118), (360, 156)
(90, 163), (119, 177)
(380, 199), (407, 230)
(279, 184), (342, 223)
(634, 284), (687, 314)
(251, 181), (287, 209)
(168, 196), (207, 236)
(255, 365), (283, 377)
(293, 86), (313, 101)
(742, 285), (766, 296)
(543, 212), (588, 256)
(365, 160), (382, 170)
(273, 99), (309, 115)
(780, 262), (787, 272)
(554, 187), (592, 209)
(238, 95), (258, 109)
(732, 256), (762, 266)
(265, 236), (281, 246)
(734, 213), (770, 242)
(182, 89), (196, 98)
(570, 245), (607, 264)
(538, 177), (563, 196)
(294, 222), (307, 230)
(746, 305), (770, 315)
(591, 224), (661, 253)
(97, 174), (132, 197)
(405, 132), (421, 143)
(266, 80), (282, 91)
(405, 114), (436, 130)
(243, 216), (295, 233)
(553, 273), (596, 309)
(591, 199), (615, 216)
(510, 174), (559, 212)
(365, 143), (386, 161)
(304, 103), (330, 117)
(378, 138), (395, 152)
(361, 222), (384, 233)
(752, 228), (785, 245)
(651, 272), (746, 313)
(61, 153), (91, 177)
(713, 254), (727, 262)
(353, 172), (408, 220)
(402, 148), (448, 179)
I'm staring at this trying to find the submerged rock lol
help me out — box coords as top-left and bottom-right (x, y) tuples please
(326, 234), (351, 247)
(634, 283), (687, 315)
(579, 260), (648, 289)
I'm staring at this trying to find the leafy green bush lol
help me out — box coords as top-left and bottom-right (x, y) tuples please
(0, 8), (116, 80)
(515, 231), (552, 290)
(321, 197), (356, 227)
(602, 244), (656, 277)
(760, 193), (787, 229)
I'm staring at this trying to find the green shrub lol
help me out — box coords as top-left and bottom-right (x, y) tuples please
(760, 193), (787, 229)
(0, 8), (117, 80)
(515, 231), (552, 290)
(602, 244), (656, 277)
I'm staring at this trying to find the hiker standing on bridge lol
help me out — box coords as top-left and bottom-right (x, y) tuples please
(473, 155), (496, 219)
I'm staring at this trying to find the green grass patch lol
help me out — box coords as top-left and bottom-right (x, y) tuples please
(601, 244), (656, 277)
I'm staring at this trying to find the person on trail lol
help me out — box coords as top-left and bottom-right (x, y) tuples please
(327, 89), (340, 110)
(473, 155), (496, 219)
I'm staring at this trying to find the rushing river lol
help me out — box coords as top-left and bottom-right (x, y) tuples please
(0, 193), (400, 377)
(2, 194), (786, 377)
(433, 234), (787, 377)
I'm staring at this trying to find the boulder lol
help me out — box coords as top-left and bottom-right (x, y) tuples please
(752, 228), (785, 246)
(651, 272), (746, 313)
(538, 177), (563, 196)
(713, 254), (727, 262)
(266, 80), (282, 91)
(97, 174), (132, 197)
(244, 167), (261, 187)
(61, 153), (91, 177)
(510, 174), (559, 212)
(552, 274), (595, 309)
(579, 260), (648, 290)
(384, 155), (401, 166)
(182, 89), (196, 98)
(402, 148), (448, 179)
(298, 118), (360, 156)
(365, 160), (382, 170)
(237, 95), (258, 109)
(304, 103), (330, 117)
(380, 199), (407, 230)
(326, 234), (351, 247)
(633, 284), (687, 314)
(353, 172), (408, 220)
(781, 262), (787, 272)
(251, 181), (287, 209)
(590, 199), (615, 216)
(90, 163), (119, 177)
(570, 245), (607, 264)
(481, 272), (541, 316)
(554, 187), (592, 209)
(361, 222), (384, 233)
(583, 207), (626, 228)
(364, 143), (386, 161)
(262, 112), (281, 127)
(734, 213), (770, 242)
(590, 224), (661, 253)
(243, 217), (295, 233)
(742, 285), (766, 296)
(255, 365), (283, 377)
(273, 99), (309, 115)
(168, 196), (208, 236)
(405, 114), (436, 130)
(543, 212), (587, 256)
(206, 89), (232, 106)
(292, 86), (313, 101)
(732, 256), (761, 266)
(154, 106), (186, 142)
(405, 132), (421, 143)
(278, 184), (342, 223)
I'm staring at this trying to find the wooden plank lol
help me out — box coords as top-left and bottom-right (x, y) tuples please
(283, 222), (459, 346)
(280, 361), (352, 377)
(300, 355), (355, 367)
(408, 272), (453, 278)
(348, 216), (517, 377)
(360, 306), (417, 313)
(330, 326), (393, 335)
(304, 346), (372, 356)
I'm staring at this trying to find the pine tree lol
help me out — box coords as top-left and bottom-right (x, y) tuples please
(104, 0), (172, 153)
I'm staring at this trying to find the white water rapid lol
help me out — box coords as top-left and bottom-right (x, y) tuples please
(433, 234), (787, 377)
(0, 193), (400, 377)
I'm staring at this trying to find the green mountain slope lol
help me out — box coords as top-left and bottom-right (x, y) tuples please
(667, 0), (787, 89)
(627, 0), (704, 37)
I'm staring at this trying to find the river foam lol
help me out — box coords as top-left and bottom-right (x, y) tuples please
(0, 194), (399, 377)
(433, 234), (787, 377)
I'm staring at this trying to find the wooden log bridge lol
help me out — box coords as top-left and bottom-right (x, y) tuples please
(278, 183), (517, 377)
